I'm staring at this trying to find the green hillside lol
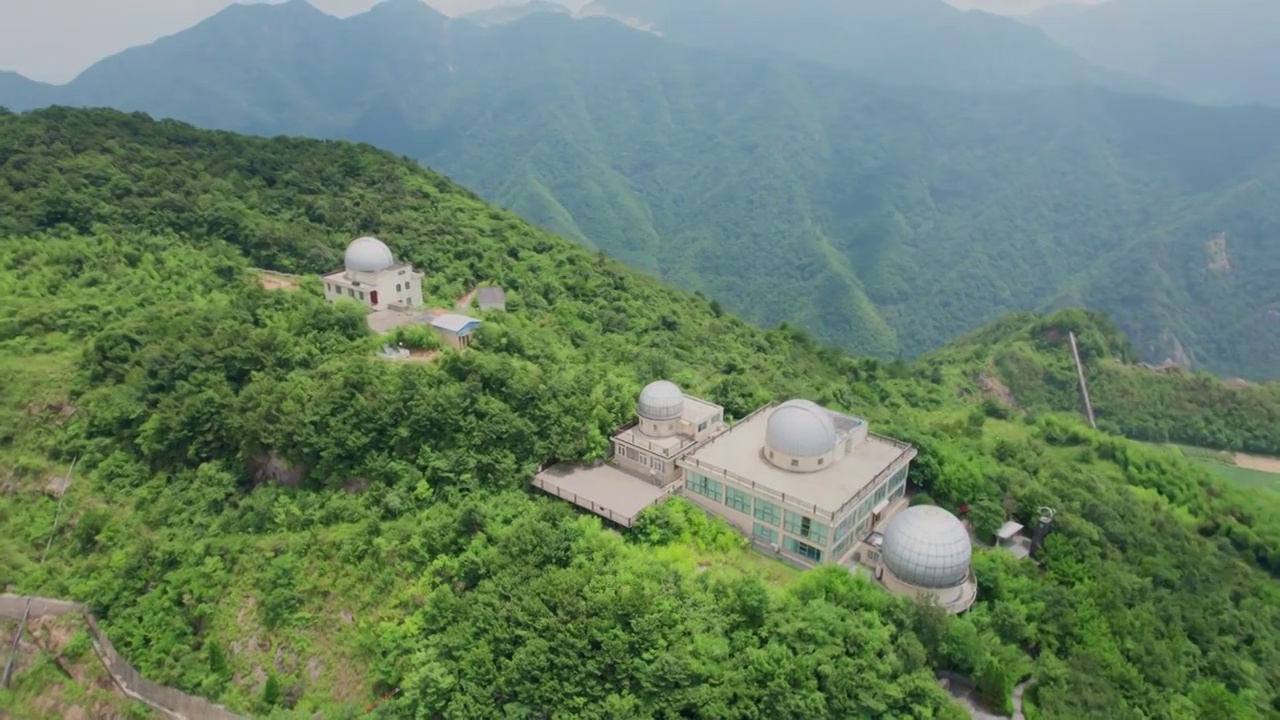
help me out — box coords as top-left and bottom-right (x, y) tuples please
(5, 4), (1280, 379)
(1, 107), (1278, 718)
(929, 309), (1280, 457)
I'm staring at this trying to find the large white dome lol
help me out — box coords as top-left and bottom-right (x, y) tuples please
(637, 380), (684, 421)
(880, 505), (972, 589)
(344, 236), (395, 273)
(765, 399), (837, 458)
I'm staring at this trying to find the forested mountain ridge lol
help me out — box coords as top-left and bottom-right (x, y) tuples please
(1026, 0), (1280, 108)
(2, 107), (1279, 718)
(579, 0), (1159, 94)
(4, 3), (1279, 379)
(927, 309), (1280, 457)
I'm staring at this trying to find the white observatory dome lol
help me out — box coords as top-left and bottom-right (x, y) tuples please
(880, 505), (972, 589)
(637, 380), (685, 421)
(765, 399), (838, 458)
(344, 236), (395, 273)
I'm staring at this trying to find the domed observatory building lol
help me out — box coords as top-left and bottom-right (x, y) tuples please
(532, 380), (726, 528)
(322, 236), (424, 311)
(860, 505), (978, 614)
(679, 399), (917, 569)
(611, 381), (728, 486)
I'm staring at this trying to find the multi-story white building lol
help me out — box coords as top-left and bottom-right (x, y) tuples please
(678, 399), (916, 566)
(533, 383), (977, 612)
(322, 236), (424, 311)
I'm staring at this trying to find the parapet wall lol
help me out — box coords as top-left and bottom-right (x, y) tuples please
(0, 594), (244, 720)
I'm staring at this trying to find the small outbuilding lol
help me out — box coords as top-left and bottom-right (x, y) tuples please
(476, 286), (507, 312)
(430, 313), (482, 349)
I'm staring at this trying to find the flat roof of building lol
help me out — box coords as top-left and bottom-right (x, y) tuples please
(533, 463), (671, 527)
(367, 308), (438, 334)
(476, 286), (506, 307)
(681, 406), (912, 517)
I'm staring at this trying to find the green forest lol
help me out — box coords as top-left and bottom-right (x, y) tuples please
(1, 108), (1279, 719)
(5, 2), (1280, 379)
(932, 310), (1280, 457)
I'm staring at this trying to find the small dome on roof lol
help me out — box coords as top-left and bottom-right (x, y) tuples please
(638, 380), (684, 421)
(766, 399), (837, 459)
(880, 505), (972, 589)
(344, 236), (395, 273)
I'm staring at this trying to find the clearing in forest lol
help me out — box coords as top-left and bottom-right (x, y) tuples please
(1233, 452), (1280, 476)
(257, 270), (300, 291)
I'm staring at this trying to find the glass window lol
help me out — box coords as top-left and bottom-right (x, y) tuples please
(873, 482), (888, 504)
(889, 466), (908, 490)
(725, 487), (751, 514)
(753, 498), (781, 526)
(685, 472), (722, 502)
(753, 523), (778, 544)
(835, 512), (858, 542)
(784, 511), (828, 545)
(783, 537), (823, 563)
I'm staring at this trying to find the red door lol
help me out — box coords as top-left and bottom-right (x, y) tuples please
(370, 290), (379, 306)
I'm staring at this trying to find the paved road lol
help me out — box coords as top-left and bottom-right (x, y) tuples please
(938, 672), (1031, 720)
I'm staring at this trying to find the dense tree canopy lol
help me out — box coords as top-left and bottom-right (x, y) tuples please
(1, 108), (1278, 719)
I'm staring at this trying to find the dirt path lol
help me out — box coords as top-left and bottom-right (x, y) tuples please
(456, 287), (477, 310)
(1233, 453), (1280, 475)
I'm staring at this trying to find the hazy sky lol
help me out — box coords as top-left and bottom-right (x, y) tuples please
(0, 0), (1098, 84)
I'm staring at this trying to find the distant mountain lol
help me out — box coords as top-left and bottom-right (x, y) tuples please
(0, 71), (54, 111)
(1026, 0), (1280, 107)
(4, 1), (1280, 379)
(580, 0), (1163, 95)
(461, 0), (572, 26)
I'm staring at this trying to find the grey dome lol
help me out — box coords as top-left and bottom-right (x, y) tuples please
(637, 380), (684, 420)
(766, 399), (837, 458)
(880, 505), (972, 589)
(344, 236), (395, 273)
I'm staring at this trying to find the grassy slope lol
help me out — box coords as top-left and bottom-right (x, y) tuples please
(0, 108), (1277, 718)
(0, 615), (155, 719)
(928, 309), (1280, 457)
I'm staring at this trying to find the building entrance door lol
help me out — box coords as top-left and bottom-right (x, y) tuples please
(370, 290), (379, 306)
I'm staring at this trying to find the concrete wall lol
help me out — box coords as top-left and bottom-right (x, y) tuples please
(1, 594), (244, 720)
(324, 265), (424, 311)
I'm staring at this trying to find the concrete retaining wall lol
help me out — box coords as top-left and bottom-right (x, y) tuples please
(1, 594), (244, 720)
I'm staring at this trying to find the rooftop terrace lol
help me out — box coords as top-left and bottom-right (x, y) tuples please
(532, 463), (675, 527)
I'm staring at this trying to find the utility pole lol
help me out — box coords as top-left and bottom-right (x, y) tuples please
(2, 456), (76, 688)
(1067, 332), (1097, 429)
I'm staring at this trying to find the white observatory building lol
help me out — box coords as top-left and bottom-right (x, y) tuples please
(323, 236), (424, 311)
(857, 505), (977, 613)
(678, 399), (917, 567)
(610, 380), (727, 486)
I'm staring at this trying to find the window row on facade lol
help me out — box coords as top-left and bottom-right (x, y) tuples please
(686, 471), (828, 562)
(617, 444), (667, 474)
